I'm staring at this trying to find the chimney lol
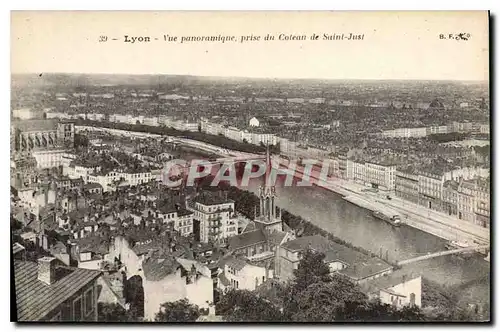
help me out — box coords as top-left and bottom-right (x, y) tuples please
(38, 257), (57, 285)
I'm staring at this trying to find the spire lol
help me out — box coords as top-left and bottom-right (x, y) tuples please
(264, 145), (271, 188)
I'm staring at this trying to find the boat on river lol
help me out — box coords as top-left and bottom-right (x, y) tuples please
(372, 211), (402, 227)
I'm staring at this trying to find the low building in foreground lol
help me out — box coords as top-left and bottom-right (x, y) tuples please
(217, 255), (274, 292)
(14, 257), (101, 321)
(360, 270), (422, 308)
(275, 234), (394, 284)
(142, 256), (214, 321)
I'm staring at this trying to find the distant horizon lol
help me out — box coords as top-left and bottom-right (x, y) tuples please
(11, 72), (489, 84)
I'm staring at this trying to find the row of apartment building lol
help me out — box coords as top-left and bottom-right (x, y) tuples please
(46, 111), (200, 132)
(64, 162), (159, 192)
(328, 156), (398, 191)
(326, 154), (490, 228)
(395, 169), (490, 228)
(200, 120), (278, 147)
(381, 122), (489, 138)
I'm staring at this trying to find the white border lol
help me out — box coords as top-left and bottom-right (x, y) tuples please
(3, 1), (497, 332)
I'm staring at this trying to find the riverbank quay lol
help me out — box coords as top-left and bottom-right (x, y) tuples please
(274, 157), (489, 247)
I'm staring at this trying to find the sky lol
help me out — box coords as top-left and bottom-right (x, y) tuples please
(11, 11), (489, 81)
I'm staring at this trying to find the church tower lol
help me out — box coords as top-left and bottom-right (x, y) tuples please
(254, 146), (283, 232)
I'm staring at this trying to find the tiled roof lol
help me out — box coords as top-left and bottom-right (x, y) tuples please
(176, 258), (211, 278)
(281, 235), (333, 252)
(142, 256), (180, 282)
(360, 270), (421, 296)
(132, 240), (162, 256)
(14, 260), (101, 321)
(13, 242), (25, 255)
(228, 229), (267, 251)
(49, 241), (67, 255)
(280, 235), (371, 267)
(84, 183), (103, 190)
(225, 257), (247, 271)
(324, 243), (370, 265)
(74, 236), (110, 256)
(194, 191), (233, 206)
(338, 257), (393, 281)
(177, 208), (193, 217)
(264, 230), (288, 246)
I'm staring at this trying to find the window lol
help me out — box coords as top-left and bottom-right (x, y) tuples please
(84, 287), (94, 316)
(410, 293), (416, 306)
(73, 296), (83, 321)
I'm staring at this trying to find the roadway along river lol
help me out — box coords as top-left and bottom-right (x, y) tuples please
(179, 149), (490, 305)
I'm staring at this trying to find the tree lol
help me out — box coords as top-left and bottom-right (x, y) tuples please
(288, 275), (367, 322)
(98, 303), (138, 322)
(292, 249), (331, 293)
(216, 289), (283, 322)
(254, 280), (290, 309)
(154, 299), (200, 322)
(337, 299), (425, 322)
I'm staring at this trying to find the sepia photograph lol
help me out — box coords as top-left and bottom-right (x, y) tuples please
(10, 11), (490, 323)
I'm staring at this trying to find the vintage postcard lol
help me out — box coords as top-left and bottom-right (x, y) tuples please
(10, 11), (490, 323)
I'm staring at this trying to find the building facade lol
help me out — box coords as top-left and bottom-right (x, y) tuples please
(219, 257), (272, 292)
(474, 177), (490, 228)
(442, 180), (459, 216)
(395, 170), (419, 203)
(417, 171), (444, 211)
(362, 274), (422, 309)
(457, 179), (476, 223)
(352, 160), (396, 191)
(32, 150), (76, 169)
(142, 257), (214, 321)
(13, 108), (35, 120)
(190, 193), (238, 244)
